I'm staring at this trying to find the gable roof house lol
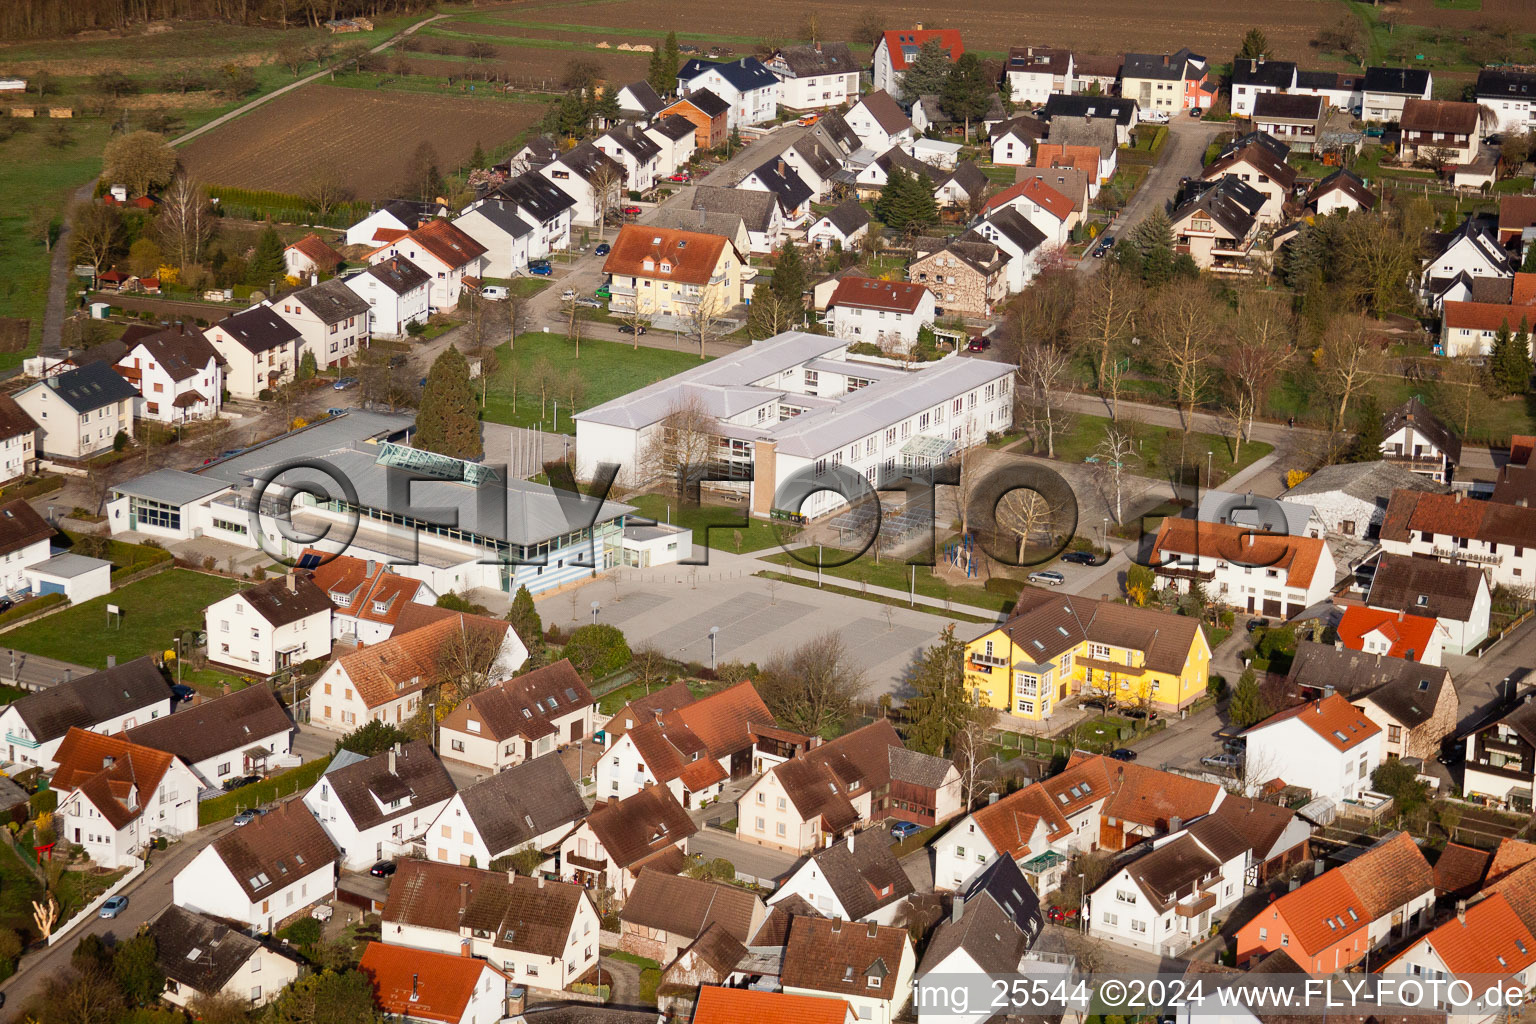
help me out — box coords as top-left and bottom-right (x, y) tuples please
(596, 123), (664, 193)
(558, 783), (697, 900)
(653, 206), (751, 255)
(535, 141), (628, 228)
(113, 323), (223, 424)
(659, 88), (731, 150)
(1168, 175), (1268, 274)
(366, 218), (488, 310)
(823, 277), (937, 354)
(1235, 831), (1434, 973)
(13, 359), (138, 459)
(1200, 135), (1297, 226)
(311, 608), (526, 735)
(597, 681), (776, 808)
(1400, 99), (1482, 166)
(1284, 641), (1457, 761)
(173, 796), (339, 932)
(1042, 114), (1119, 179)
(1421, 216), (1514, 312)
(694, 986), (856, 1024)
(1381, 397), (1462, 484)
(381, 859), (600, 991)
(453, 200), (536, 280)
(768, 831), (916, 925)
(0, 393), (37, 486)
(53, 727), (200, 868)
(781, 917), (915, 1024)
(1230, 56), (1298, 117)
(1310, 168), (1379, 217)
(306, 550), (431, 644)
(768, 43), (860, 111)
(1363, 66), (1434, 123)
(850, 144), (935, 199)
(122, 683), (294, 790)
(203, 303), (303, 399)
(1366, 553), (1490, 656)
(931, 159), (989, 209)
(980, 177), (1078, 248)
(1462, 701), (1536, 810)
(1279, 459), (1448, 540)
(806, 198), (871, 253)
(1040, 94), (1139, 144)
(269, 276), (372, 371)
(740, 158), (815, 227)
(771, 134), (844, 202)
(359, 941), (511, 1024)
(620, 868), (766, 963)
(0, 654), (172, 768)
(343, 198), (448, 247)
(483, 172), (575, 259)
(426, 750), (586, 868)
(152, 905), (301, 1009)
(990, 113), (1047, 167)
(643, 113), (699, 177)
(845, 89), (915, 153)
(1122, 48), (1216, 113)
(437, 658), (595, 773)
(967, 206), (1050, 294)
(907, 237), (1008, 318)
(872, 29), (963, 100)
(283, 233), (344, 280)
(1006, 45), (1075, 106)
(1242, 693), (1383, 804)
(677, 56), (779, 128)
(1150, 517), (1335, 618)
(1380, 890), (1536, 1019)
(204, 571), (334, 677)
(916, 855), (1049, 1008)
(1251, 93), (1327, 153)
(1378, 489), (1536, 591)
(600, 223), (745, 321)
(691, 185), (783, 253)
(1336, 605), (1448, 666)
(304, 739), (456, 870)
(614, 81), (666, 120)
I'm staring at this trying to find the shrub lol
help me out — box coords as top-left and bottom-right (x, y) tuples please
(563, 623), (632, 679)
(0, 592), (65, 628)
(257, 388), (274, 402)
(279, 917), (322, 948)
(112, 430), (129, 452)
(406, 320), (427, 337)
(28, 788), (57, 816)
(298, 659), (321, 676)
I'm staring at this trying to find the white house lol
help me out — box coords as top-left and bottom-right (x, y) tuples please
(123, 684), (294, 790)
(768, 834), (915, 925)
(825, 277), (936, 353)
(968, 207), (1049, 294)
(844, 90), (914, 153)
(12, 360), (137, 460)
(0, 497), (54, 600)
(341, 257), (432, 338)
(677, 56), (778, 128)
(1379, 892), (1536, 1024)
(980, 177), (1076, 249)
(204, 304), (303, 399)
(115, 324), (222, 424)
(537, 141), (627, 228)
(767, 43), (859, 110)
(452, 201), (535, 280)
(989, 115), (1045, 167)
(1087, 814), (1250, 956)
(614, 82), (666, 121)
(269, 279), (371, 372)
(304, 740), (455, 871)
(360, 942), (511, 1024)
(1381, 397), (1461, 484)
(1362, 66), (1433, 122)
(53, 728), (200, 868)
(1420, 217), (1514, 311)
(0, 395), (36, 486)
(781, 917), (915, 1024)
(805, 199), (870, 253)
(152, 906), (302, 1009)
(381, 860), (600, 992)
(486, 173), (575, 259)
(1476, 68), (1536, 135)
(426, 753), (586, 868)
(1150, 518), (1337, 619)
(556, 784), (697, 900)
(1310, 168), (1379, 216)
(1200, 137), (1297, 227)
(23, 552), (111, 606)
(691, 186), (783, 255)
(344, 199), (447, 247)
(367, 219), (488, 311)
(1229, 57), (1298, 117)
(307, 551), (432, 645)
(1281, 459), (1446, 538)
(1378, 489), (1536, 592)
(1242, 694), (1383, 804)
(1005, 46), (1073, 106)
(643, 114), (698, 177)
(205, 573), (333, 678)
(310, 607), (525, 734)
(872, 28), (962, 100)
(0, 656), (172, 768)
(595, 124), (662, 193)
(739, 159), (814, 229)
(1367, 554), (1491, 657)
(282, 234), (344, 280)
(173, 799), (339, 933)
(437, 658), (595, 773)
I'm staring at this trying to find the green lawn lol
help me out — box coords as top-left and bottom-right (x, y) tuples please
(1046, 413), (1274, 487)
(480, 331), (705, 432)
(0, 837), (43, 942)
(623, 493), (785, 553)
(760, 547), (1018, 614)
(4, 569), (245, 669)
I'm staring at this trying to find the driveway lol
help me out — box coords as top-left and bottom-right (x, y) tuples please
(689, 828), (801, 885)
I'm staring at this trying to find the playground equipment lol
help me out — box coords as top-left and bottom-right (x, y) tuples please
(945, 533), (979, 579)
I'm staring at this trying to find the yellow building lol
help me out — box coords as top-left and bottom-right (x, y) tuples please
(964, 590), (1211, 723)
(601, 224), (745, 319)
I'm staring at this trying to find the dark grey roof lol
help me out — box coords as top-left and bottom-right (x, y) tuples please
(874, 145), (935, 183)
(457, 753), (585, 855)
(789, 136), (840, 182)
(888, 746), (954, 789)
(109, 467), (231, 505)
(1172, 175), (1266, 239)
(940, 160), (988, 198)
(975, 207), (1048, 254)
(648, 114), (697, 142)
(1124, 48), (1204, 81)
(288, 278), (369, 325)
(1367, 553), (1485, 621)
(1296, 69), (1362, 91)
(605, 123), (661, 163)
(811, 109), (861, 154)
(692, 186), (778, 232)
(0, 776), (26, 810)
(215, 304), (303, 354)
(33, 360), (138, 413)
(1040, 94), (1137, 126)
(1220, 130), (1290, 162)
(1253, 92), (1325, 121)
(773, 42), (858, 78)
(679, 56), (777, 93)
(124, 684), (292, 764)
(1230, 57), (1296, 89)
(1046, 115), (1117, 159)
(320, 739), (454, 833)
(618, 80), (666, 116)
(128, 325), (219, 383)
(361, 255), (433, 296)
(237, 574), (334, 627)
(675, 87), (729, 118)
(855, 89), (912, 135)
(553, 141), (624, 184)
(1283, 459), (1445, 503)
(748, 160), (813, 213)
(1364, 66), (1432, 96)
(991, 113), (1048, 143)
(1384, 397), (1462, 465)
(919, 856), (1039, 976)
(1311, 168), (1378, 211)
(11, 656), (172, 743)
(805, 836), (914, 920)
(652, 207), (747, 240)
(1287, 641), (1450, 729)
(494, 173), (577, 224)
(1204, 136), (1297, 189)
(1476, 68), (1536, 101)
(151, 906), (293, 995)
(462, 199), (534, 240)
(381, 199), (449, 224)
(822, 198), (870, 237)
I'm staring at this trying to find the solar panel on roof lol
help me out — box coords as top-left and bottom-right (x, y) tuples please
(297, 552), (322, 569)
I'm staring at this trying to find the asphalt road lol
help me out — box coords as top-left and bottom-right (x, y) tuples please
(0, 648), (95, 692)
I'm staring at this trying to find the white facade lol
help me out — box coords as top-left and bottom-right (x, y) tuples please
(346, 208), (413, 247)
(990, 129), (1035, 167)
(1088, 837), (1246, 955)
(594, 131), (661, 193)
(0, 424), (34, 485)
(677, 63), (777, 128)
(769, 844), (907, 925)
(1156, 533), (1338, 619)
(1479, 81), (1536, 134)
(452, 207), (533, 280)
(439, 701), (595, 774)
(971, 215), (1048, 294)
(0, 690), (171, 769)
(598, 731), (691, 806)
(367, 237), (484, 311)
(59, 758), (199, 869)
(782, 941), (915, 1024)
(845, 99), (913, 154)
(341, 266), (430, 337)
(174, 843), (336, 933)
(0, 532), (53, 598)
(1243, 708), (1383, 805)
(643, 122), (697, 177)
(826, 292), (936, 351)
(1006, 54), (1074, 106)
(1364, 73), (1433, 122)
(806, 213), (868, 252)
(161, 945), (298, 1010)
(773, 67), (858, 111)
(1380, 522), (1536, 591)
(304, 773), (452, 872)
(1421, 228), (1512, 311)
(180, 727), (292, 791)
(23, 554), (111, 606)
(205, 588), (332, 678)
(13, 382), (133, 460)
(537, 161), (605, 229)
(269, 295), (369, 372)
(425, 791), (572, 867)
(119, 341), (222, 424)
(1382, 422), (1454, 483)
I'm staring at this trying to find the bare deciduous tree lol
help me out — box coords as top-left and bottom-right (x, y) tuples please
(435, 616), (508, 708)
(156, 174), (215, 269)
(756, 630), (866, 737)
(300, 163), (354, 219)
(995, 486), (1066, 563)
(640, 393), (720, 497)
(1147, 279), (1225, 431)
(1017, 339), (1073, 459)
(684, 289), (729, 359)
(69, 201), (123, 277)
(1223, 288), (1294, 461)
(1075, 264), (1141, 411)
(1317, 315), (1383, 436)
(1094, 424), (1141, 524)
(587, 161), (625, 243)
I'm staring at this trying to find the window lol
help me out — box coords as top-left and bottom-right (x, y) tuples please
(218, 762), (231, 777)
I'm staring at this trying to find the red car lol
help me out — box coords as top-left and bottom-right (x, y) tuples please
(668, 172), (691, 182)
(1046, 906), (1080, 925)
(623, 205), (642, 216)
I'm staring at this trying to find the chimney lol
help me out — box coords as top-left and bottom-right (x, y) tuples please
(831, 918), (843, 932)
(1457, 900), (1467, 924)
(1323, 684), (1336, 698)
(1314, 860), (1326, 877)
(103, 755), (115, 769)
(1455, 492), (1463, 504)
(988, 792), (1000, 804)
(388, 745), (398, 776)
(867, 921), (879, 938)
(64, 668), (72, 683)
(777, 159), (786, 176)
(950, 898), (963, 923)
(1169, 815), (1183, 833)
(1289, 878), (1300, 891)
(507, 869), (517, 882)
(1250, 59), (1257, 73)
(310, 272), (318, 287)
(1258, 54), (1266, 65)
(1162, 53), (1170, 67)
(366, 559), (377, 577)
(1520, 498), (1530, 508)
(286, 570), (296, 593)
(410, 975), (419, 1002)
(537, 875), (545, 888)
(1314, 700), (1322, 714)
(459, 881), (469, 915)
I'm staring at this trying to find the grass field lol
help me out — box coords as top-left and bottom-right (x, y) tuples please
(4, 569), (245, 670)
(480, 331), (707, 431)
(1042, 413), (1275, 487)
(761, 546), (1018, 613)
(622, 493), (785, 553)
(0, 838), (43, 943)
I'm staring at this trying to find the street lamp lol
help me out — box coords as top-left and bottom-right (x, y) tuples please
(1078, 871), (1087, 927)
(709, 626), (720, 671)
(173, 635), (182, 686)
(1102, 516), (1109, 551)
(1206, 450), (1214, 489)
(591, 600), (600, 624)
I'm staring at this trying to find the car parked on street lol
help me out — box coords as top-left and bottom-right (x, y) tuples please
(232, 806), (267, 826)
(1028, 570), (1066, 587)
(1060, 551), (1096, 565)
(595, 242), (611, 256)
(966, 336), (991, 352)
(529, 261), (553, 276)
(370, 861), (397, 878)
(480, 285), (508, 300)
(618, 323), (647, 335)
(1201, 753), (1241, 772)
(1093, 235), (1115, 258)
(595, 284), (612, 300)
(332, 377), (358, 391)
(1108, 748), (1138, 762)
(668, 172), (691, 182)
(622, 205), (642, 217)
(170, 684), (195, 703)
(99, 896), (128, 919)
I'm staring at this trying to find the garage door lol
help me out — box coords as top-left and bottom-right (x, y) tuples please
(1284, 603), (1303, 619)
(36, 580), (65, 596)
(1262, 598), (1283, 617)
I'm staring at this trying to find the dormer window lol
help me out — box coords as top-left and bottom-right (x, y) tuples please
(659, 261), (672, 274)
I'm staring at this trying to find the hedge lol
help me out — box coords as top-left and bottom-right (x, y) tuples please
(0, 475), (64, 502)
(0, 592), (66, 629)
(198, 756), (332, 826)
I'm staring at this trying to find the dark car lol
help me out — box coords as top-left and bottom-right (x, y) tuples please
(1246, 617), (1270, 633)
(1092, 235), (1115, 258)
(618, 323), (647, 335)
(966, 336), (991, 352)
(1439, 738), (1466, 766)
(388, 354), (407, 368)
(232, 806), (268, 825)
(224, 776), (261, 793)
(1108, 748), (1137, 762)
(332, 376), (359, 391)
(1060, 551), (1096, 565)
(170, 683), (196, 703)
(594, 242), (611, 256)
(1223, 737), (1247, 755)
(369, 861), (397, 878)
(0, 598), (12, 614)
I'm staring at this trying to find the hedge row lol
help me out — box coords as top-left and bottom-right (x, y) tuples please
(0, 592), (66, 629)
(197, 755), (332, 826)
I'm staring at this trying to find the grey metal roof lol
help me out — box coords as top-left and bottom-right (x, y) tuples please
(28, 552), (110, 579)
(111, 468), (234, 505)
(24, 360), (138, 413)
(1196, 489), (1316, 536)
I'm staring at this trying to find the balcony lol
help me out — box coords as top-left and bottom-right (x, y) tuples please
(1175, 890), (1217, 917)
(1154, 564), (1215, 583)
(1432, 545), (1500, 566)
(4, 732), (38, 749)
(971, 652), (1009, 668)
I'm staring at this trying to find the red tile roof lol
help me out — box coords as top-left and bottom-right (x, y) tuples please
(624, 681), (772, 790)
(1383, 892), (1536, 980)
(1246, 693), (1381, 751)
(602, 224), (732, 286)
(305, 549), (425, 627)
(694, 986), (854, 1024)
(359, 942), (508, 1023)
(1485, 839), (1536, 885)
(981, 177), (1073, 219)
(1379, 489), (1536, 548)
(1266, 864), (1368, 956)
(1151, 518), (1327, 589)
(1034, 143), (1100, 179)
(1335, 606), (1441, 662)
(1443, 300), (1536, 333)
(336, 612), (510, 709)
(52, 728), (175, 830)
(1434, 842), (1492, 898)
(828, 276), (932, 314)
(880, 29), (964, 71)
(285, 233), (344, 269)
(370, 220), (485, 269)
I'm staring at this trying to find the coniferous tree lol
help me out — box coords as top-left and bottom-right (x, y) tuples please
(470, 140), (486, 169)
(647, 42), (671, 96)
(506, 584), (545, 664)
(939, 53), (993, 140)
(1523, 243), (1536, 273)
(246, 224), (285, 288)
(769, 239), (807, 316)
(663, 32), (681, 84)
(415, 345), (482, 460)
(900, 37), (953, 101)
(1489, 317), (1534, 397)
(1238, 27), (1271, 61)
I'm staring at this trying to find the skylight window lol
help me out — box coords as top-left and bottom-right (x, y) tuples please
(1080, 782), (1092, 794)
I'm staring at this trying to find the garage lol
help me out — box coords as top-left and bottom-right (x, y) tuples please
(1262, 598), (1283, 617)
(23, 552), (112, 605)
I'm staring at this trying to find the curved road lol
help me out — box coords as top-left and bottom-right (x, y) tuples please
(41, 11), (452, 355)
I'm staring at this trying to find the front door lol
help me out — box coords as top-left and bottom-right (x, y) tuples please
(571, 719), (584, 742)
